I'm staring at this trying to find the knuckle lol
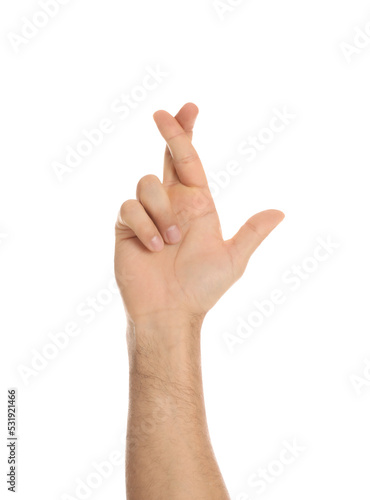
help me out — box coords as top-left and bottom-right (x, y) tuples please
(137, 174), (160, 194)
(174, 153), (199, 166)
(167, 130), (187, 142)
(120, 199), (138, 218)
(191, 189), (214, 210)
(244, 221), (263, 240)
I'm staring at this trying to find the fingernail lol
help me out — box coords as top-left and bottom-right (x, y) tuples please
(150, 235), (164, 252)
(165, 225), (181, 244)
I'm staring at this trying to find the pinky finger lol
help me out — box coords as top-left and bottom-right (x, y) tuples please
(116, 199), (164, 252)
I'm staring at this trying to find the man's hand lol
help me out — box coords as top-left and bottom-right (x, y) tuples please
(114, 102), (284, 327)
(116, 103), (285, 500)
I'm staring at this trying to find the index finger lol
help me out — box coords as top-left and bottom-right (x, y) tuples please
(153, 109), (208, 188)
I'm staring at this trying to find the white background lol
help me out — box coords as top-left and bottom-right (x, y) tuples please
(1, 1), (370, 499)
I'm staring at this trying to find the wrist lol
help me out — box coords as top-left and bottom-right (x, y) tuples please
(126, 309), (205, 339)
(126, 311), (204, 382)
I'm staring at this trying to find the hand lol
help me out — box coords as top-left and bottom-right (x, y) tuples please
(114, 103), (284, 327)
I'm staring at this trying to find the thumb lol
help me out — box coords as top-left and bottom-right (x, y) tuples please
(227, 209), (285, 276)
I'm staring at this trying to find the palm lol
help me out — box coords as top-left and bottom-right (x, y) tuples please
(115, 183), (235, 320)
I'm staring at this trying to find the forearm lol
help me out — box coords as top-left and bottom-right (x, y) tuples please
(125, 315), (230, 500)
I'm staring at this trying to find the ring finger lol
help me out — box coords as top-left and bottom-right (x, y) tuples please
(136, 174), (182, 245)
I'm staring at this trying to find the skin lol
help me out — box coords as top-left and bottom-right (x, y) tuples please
(114, 102), (284, 499)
